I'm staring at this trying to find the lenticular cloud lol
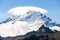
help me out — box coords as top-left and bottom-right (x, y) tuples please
(7, 6), (48, 16)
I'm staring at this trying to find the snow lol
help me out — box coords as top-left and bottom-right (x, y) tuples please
(49, 26), (60, 31)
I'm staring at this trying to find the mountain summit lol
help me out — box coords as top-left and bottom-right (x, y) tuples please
(0, 6), (60, 37)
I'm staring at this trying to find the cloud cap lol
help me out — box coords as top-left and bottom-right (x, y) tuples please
(7, 6), (48, 16)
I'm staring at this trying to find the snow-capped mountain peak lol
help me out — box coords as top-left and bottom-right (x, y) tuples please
(0, 6), (60, 37)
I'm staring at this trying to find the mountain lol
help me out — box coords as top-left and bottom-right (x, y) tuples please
(24, 24), (55, 38)
(0, 6), (60, 38)
(37, 25), (55, 34)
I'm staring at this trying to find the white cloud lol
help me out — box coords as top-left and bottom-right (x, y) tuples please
(0, 21), (44, 37)
(7, 6), (48, 16)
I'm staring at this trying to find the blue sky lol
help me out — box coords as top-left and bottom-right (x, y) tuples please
(0, 0), (60, 24)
